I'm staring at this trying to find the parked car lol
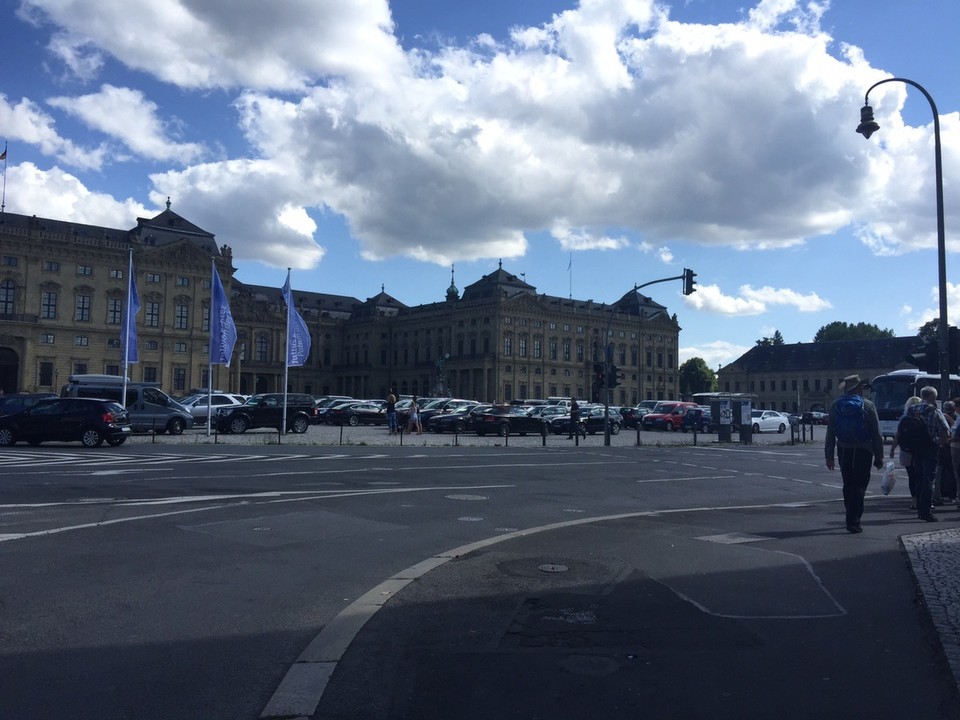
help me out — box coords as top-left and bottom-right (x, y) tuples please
(0, 397), (132, 447)
(61, 374), (193, 435)
(616, 406), (643, 429)
(315, 398), (356, 424)
(428, 404), (488, 433)
(681, 406), (712, 433)
(641, 401), (698, 431)
(0, 392), (59, 417)
(801, 411), (828, 425)
(215, 393), (315, 434)
(548, 405), (622, 435)
(179, 392), (248, 422)
(474, 405), (549, 437)
(325, 401), (387, 426)
(751, 409), (788, 434)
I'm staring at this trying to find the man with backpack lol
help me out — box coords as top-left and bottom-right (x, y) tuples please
(900, 386), (951, 522)
(825, 375), (884, 533)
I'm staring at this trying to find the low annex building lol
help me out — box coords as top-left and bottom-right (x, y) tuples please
(0, 208), (683, 405)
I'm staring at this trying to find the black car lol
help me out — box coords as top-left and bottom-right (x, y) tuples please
(473, 405), (549, 437)
(616, 406), (642, 429)
(215, 393), (315, 434)
(680, 406), (711, 433)
(549, 405), (622, 435)
(0, 397), (132, 447)
(324, 402), (387, 426)
(0, 392), (59, 417)
(428, 404), (487, 433)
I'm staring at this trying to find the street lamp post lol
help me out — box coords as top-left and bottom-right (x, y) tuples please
(856, 77), (949, 400)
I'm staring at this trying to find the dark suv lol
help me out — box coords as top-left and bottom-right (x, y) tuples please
(0, 397), (132, 447)
(215, 393), (316, 434)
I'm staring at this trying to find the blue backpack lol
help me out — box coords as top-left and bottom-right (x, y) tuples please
(834, 395), (870, 444)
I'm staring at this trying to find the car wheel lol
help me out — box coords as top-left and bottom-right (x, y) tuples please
(230, 416), (249, 434)
(167, 418), (185, 435)
(81, 428), (104, 447)
(610, 422), (621, 435)
(752, 423), (761, 433)
(701, 423), (710, 433)
(107, 436), (127, 446)
(291, 416), (309, 434)
(0, 427), (14, 446)
(777, 423), (786, 434)
(664, 421), (674, 432)
(455, 421), (466, 434)
(348, 415), (360, 427)
(497, 423), (508, 437)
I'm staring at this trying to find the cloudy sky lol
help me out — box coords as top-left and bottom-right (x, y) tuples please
(3, 0), (959, 370)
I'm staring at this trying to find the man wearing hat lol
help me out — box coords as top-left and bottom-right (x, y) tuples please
(825, 375), (884, 533)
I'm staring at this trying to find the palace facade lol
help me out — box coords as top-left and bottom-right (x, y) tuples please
(0, 207), (682, 404)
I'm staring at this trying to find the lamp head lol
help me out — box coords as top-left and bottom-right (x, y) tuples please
(856, 104), (879, 139)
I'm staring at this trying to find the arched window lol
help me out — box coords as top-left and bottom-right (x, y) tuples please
(255, 335), (269, 362)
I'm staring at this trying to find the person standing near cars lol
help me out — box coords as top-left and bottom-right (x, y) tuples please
(825, 375), (883, 533)
(386, 389), (397, 434)
(407, 395), (422, 434)
(567, 397), (585, 440)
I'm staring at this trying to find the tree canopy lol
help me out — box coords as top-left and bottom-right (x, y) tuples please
(755, 330), (784, 346)
(679, 357), (717, 396)
(813, 321), (895, 342)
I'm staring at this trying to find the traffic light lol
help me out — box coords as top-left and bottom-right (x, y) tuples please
(906, 339), (940, 374)
(593, 362), (605, 389)
(683, 268), (697, 296)
(606, 364), (622, 388)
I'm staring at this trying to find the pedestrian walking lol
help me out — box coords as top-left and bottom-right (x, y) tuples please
(935, 400), (957, 504)
(407, 395), (422, 434)
(901, 385), (951, 521)
(567, 397), (586, 439)
(890, 396), (922, 509)
(825, 374), (883, 533)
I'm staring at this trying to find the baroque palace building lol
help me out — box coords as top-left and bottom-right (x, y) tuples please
(0, 206), (683, 404)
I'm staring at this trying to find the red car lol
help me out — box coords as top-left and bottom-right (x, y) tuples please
(640, 401), (699, 431)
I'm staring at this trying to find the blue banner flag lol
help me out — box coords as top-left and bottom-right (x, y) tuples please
(122, 254), (140, 363)
(209, 265), (238, 366)
(282, 270), (311, 367)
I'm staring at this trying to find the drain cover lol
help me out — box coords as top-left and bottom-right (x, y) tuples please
(538, 563), (569, 573)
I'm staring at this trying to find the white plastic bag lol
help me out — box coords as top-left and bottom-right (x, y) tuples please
(880, 460), (897, 496)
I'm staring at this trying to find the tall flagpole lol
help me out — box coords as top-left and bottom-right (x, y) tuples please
(206, 257), (215, 435)
(122, 249), (132, 407)
(1, 141), (7, 214)
(282, 268), (291, 435)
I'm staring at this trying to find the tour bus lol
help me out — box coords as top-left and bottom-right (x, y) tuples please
(869, 369), (960, 438)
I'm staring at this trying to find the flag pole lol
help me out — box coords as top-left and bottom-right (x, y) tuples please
(207, 257), (215, 435)
(282, 268), (291, 435)
(122, 249), (132, 407)
(1, 141), (7, 214)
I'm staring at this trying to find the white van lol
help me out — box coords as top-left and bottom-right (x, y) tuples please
(61, 374), (194, 434)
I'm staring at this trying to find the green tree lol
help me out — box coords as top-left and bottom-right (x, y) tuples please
(679, 357), (717, 396)
(813, 321), (895, 342)
(917, 318), (939, 343)
(755, 330), (785, 346)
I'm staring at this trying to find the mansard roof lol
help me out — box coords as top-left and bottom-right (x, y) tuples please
(0, 211), (133, 244)
(461, 264), (536, 301)
(724, 336), (921, 374)
(133, 208), (220, 256)
(233, 280), (361, 319)
(353, 287), (408, 318)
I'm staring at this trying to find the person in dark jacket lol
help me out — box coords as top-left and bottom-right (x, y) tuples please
(825, 375), (883, 533)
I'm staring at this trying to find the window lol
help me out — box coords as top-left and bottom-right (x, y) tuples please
(503, 335), (512, 356)
(77, 264), (93, 276)
(176, 276), (189, 287)
(74, 294), (91, 322)
(549, 339), (557, 361)
(256, 335), (269, 362)
(143, 367), (158, 383)
(40, 333), (54, 344)
(577, 342), (584, 362)
(0, 279), (14, 315)
(39, 362), (54, 386)
(562, 340), (571, 362)
(2, 255), (16, 266)
(43, 260), (60, 272)
(73, 362), (88, 375)
(202, 278), (211, 289)
(174, 304), (189, 329)
(146, 340), (159, 351)
(519, 336), (527, 357)
(41, 291), (57, 319)
(173, 367), (186, 392)
(107, 298), (122, 324)
(174, 341), (187, 353)
(147, 272), (161, 283)
(202, 307), (210, 332)
(534, 337), (542, 359)
(109, 268), (123, 279)
(74, 335), (89, 346)
(145, 302), (160, 327)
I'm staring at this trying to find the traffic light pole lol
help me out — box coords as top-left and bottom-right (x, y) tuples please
(602, 270), (696, 446)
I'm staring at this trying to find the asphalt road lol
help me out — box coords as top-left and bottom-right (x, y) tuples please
(1, 435), (955, 719)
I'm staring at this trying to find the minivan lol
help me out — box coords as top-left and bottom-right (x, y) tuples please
(61, 374), (194, 435)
